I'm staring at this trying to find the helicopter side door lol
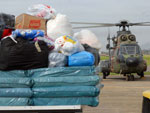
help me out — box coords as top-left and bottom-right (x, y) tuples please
(111, 47), (120, 73)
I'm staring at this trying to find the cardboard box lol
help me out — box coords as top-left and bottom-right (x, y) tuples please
(15, 13), (46, 31)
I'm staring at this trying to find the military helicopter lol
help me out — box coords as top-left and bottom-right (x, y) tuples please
(71, 20), (150, 81)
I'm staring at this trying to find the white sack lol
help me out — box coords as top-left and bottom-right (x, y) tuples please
(47, 14), (74, 41)
(74, 30), (102, 49)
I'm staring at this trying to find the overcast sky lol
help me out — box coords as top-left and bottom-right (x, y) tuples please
(1, 0), (150, 50)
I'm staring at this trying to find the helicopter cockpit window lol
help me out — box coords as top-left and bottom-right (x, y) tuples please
(119, 44), (141, 55)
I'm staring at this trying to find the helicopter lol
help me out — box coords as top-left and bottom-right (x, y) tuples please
(71, 20), (150, 81)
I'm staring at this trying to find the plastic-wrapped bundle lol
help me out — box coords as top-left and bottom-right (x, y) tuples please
(0, 98), (32, 106)
(12, 29), (44, 40)
(48, 52), (67, 67)
(0, 77), (32, 88)
(27, 4), (56, 19)
(0, 88), (32, 97)
(54, 36), (84, 56)
(33, 75), (100, 87)
(47, 14), (73, 40)
(28, 66), (95, 77)
(0, 70), (27, 77)
(33, 86), (100, 97)
(32, 97), (99, 107)
(68, 51), (95, 66)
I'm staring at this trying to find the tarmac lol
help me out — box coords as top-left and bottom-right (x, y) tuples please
(83, 75), (150, 113)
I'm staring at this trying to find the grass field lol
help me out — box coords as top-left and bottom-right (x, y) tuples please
(143, 55), (150, 66)
(100, 55), (150, 75)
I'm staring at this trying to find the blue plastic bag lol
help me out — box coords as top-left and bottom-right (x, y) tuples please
(32, 97), (99, 107)
(0, 88), (32, 97)
(33, 86), (100, 97)
(33, 75), (100, 87)
(68, 51), (95, 66)
(28, 66), (95, 77)
(12, 29), (44, 40)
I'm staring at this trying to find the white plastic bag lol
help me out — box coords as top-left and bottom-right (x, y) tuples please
(27, 4), (56, 19)
(48, 52), (67, 67)
(47, 14), (74, 41)
(74, 30), (102, 49)
(54, 36), (84, 56)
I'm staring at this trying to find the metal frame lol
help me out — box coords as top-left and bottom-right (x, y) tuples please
(0, 105), (82, 113)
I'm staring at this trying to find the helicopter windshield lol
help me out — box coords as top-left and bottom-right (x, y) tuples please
(119, 44), (141, 55)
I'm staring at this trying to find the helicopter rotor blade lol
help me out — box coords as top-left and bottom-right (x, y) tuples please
(71, 22), (116, 26)
(71, 21), (150, 29)
(128, 22), (150, 26)
(72, 25), (113, 29)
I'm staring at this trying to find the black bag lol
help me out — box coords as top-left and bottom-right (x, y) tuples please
(0, 13), (15, 38)
(83, 44), (100, 66)
(0, 37), (49, 70)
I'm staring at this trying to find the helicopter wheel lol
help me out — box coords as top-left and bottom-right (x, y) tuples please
(126, 74), (134, 81)
(130, 75), (134, 81)
(126, 75), (130, 81)
(103, 72), (106, 79)
(103, 72), (109, 79)
(140, 72), (144, 78)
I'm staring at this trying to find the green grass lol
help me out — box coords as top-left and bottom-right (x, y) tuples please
(100, 55), (109, 60)
(143, 55), (150, 66)
(144, 71), (150, 75)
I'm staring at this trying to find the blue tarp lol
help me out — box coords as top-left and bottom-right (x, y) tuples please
(32, 97), (99, 107)
(33, 86), (100, 97)
(0, 98), (32, 106)
(0, 77), (32, 88)
(33, 75), (100, 87)
(28, 66), (95, 77)
(0, 67), (102, 106)
(0, 88), (32, 97)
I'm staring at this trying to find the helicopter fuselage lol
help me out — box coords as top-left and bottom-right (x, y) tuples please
(110, 43), (147, 74)
(101, 31), (147, 81)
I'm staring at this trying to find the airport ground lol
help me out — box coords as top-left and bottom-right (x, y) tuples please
(84, 74), (150, 113)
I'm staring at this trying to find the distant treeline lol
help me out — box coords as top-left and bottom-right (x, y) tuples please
(142, 50), (150, 55)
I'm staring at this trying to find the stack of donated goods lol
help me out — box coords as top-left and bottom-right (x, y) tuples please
(0, 4), (102, 107)
(0, 71), (32, 106)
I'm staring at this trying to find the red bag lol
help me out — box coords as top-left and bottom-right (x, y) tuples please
(1, 29), (12, 38)
(0, 13), (15, 39)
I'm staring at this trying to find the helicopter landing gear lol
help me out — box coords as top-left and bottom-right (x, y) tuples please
(137, 72), (144, 78)
(103, 71), (110, 79)
(126, 74), (134, 81)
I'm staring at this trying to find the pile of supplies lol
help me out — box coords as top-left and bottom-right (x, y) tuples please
(0, 4), (102, 107)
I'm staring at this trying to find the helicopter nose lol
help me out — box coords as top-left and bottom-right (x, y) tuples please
(126, 57), (139, 67)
